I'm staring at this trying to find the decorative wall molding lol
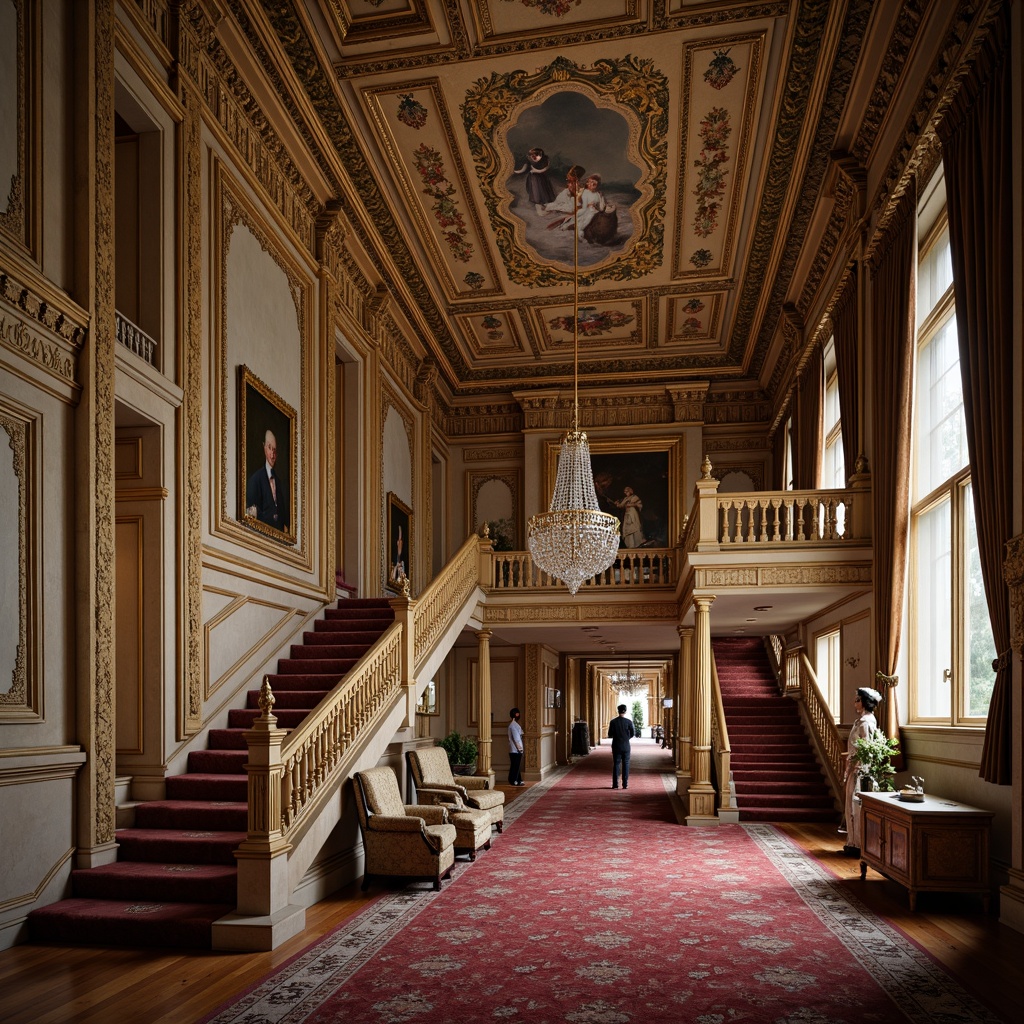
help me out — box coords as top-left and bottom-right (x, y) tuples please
(696, 563), (872, 589)
(178, 1), (319, 252)
(0, 411), (36, 718)
(1004, 533), (1024, 657)
(0, 0), (27, 245)
(445, 402), (523, 437)
(463, 446), (523, 463)
(181, 81), (204, 736)
(484, 602), (679, 625)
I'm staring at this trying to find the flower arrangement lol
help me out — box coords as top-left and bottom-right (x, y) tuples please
(853, 732), (900, 791)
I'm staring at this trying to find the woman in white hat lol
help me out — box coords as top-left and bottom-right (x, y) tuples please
(840, 686), (883, 855)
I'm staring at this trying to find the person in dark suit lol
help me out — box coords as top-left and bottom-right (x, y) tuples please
(246, 429), (289, 530)
(608, 704), (635, 790)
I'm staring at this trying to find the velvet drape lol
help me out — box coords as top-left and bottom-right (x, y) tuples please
(793, 345), (823, 491)
(869, 188), (916, 742)
(938, 8), (1013, 784)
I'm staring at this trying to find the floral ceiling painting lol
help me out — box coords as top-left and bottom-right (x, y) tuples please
(341, 5), (784, 386)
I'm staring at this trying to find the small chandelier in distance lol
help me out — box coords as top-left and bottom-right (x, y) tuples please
(527, 167), (620, 594)
(610, 658), (646, 697)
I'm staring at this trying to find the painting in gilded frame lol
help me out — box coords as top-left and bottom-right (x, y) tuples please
(386, 492), (412, 593)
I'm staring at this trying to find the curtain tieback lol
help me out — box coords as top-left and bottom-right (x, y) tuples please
(992, 649), (1012, 673)
(874, 671), (898, 690)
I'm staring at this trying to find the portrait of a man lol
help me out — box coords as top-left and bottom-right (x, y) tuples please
(239, 365), (296, 544)
(246, 429), (289, 531)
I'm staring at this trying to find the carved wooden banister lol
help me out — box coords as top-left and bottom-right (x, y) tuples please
(795, 649), (844, 798)
(709, 657), (736, 815)
(413, 533), (481, 663)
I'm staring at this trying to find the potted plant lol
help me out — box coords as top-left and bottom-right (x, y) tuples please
(631, 699), (645, 738)
(853, 732), (900, 791)
(438, 731), (478, 776)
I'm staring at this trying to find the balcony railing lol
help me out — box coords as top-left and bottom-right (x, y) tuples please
(115, 311), (158, 366)
(487, 547), (677, 592)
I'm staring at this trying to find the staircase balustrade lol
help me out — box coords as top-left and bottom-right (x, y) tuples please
(487, 547), (676, 591)
(716, 491), (852, 545)
(115, 310), (158, 366)
(793, 650), (845, 798)
(709, 658), (737, 817)
(279, 624), (403, 828)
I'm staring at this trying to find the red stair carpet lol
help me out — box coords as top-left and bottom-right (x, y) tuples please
(714, 636), (837, 823)
(27, 597), (394, 949)
(201, 742), (999, 1024)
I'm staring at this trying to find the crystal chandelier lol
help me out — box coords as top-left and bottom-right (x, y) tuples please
(610, 658), (646, 696)
(527, 168), (620, 594)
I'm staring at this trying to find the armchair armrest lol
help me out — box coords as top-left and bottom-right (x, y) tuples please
(407, 804), (449, 825)
(415, 787), (467, 810)
(369, 815), (426, 833)
(460, 777), (491, 792)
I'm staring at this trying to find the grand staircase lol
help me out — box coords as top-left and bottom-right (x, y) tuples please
(28, 598), (395, 949)
(714, 637), (837, 823)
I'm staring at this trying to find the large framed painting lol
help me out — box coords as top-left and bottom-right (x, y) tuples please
(386, 492), (412, 592)
(541, 436), (683, 549)
(239, 365), (296, 544)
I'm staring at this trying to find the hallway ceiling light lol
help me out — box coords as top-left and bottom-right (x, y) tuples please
(609, 656), (646, 696)
(527, 168), (619, 595)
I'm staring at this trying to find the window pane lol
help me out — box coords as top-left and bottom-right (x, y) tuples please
(914, 498), (951, 718)
(963, 483), (996, 718)
(918, 224), (952, 326)
(915, 316), (968, 497)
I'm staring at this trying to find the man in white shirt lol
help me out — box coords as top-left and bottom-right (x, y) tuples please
(507, 708), (524, 786)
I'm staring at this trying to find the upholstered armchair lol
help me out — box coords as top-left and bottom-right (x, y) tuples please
(407, 747), (505, 835)
(353, 766), (457, 892)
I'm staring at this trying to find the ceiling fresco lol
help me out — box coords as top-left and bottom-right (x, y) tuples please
(248, 0), (955, 400)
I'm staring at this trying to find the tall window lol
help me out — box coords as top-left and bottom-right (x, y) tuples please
(815, 627), (841, 721)
(909, 213), (995, 724)
(821, 339), (844, 489)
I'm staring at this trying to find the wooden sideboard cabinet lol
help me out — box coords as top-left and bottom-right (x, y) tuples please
(859, 791), (993, 911)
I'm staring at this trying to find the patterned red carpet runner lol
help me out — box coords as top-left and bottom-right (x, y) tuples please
(204, 741), (1001, 1024)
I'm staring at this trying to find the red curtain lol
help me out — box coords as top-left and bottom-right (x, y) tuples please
(938, 7), (1013, 784)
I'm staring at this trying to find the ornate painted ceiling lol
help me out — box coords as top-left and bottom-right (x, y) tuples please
(247, 0), (967, 403)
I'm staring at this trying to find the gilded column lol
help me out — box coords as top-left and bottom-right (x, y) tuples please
(476, 628), (493, 780)
(73, 0), (117, 867)
(676, 624), (694, 797)
(686, 597), (717, 825)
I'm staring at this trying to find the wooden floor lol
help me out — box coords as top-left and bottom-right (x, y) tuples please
(1, 805), (1021, 1023)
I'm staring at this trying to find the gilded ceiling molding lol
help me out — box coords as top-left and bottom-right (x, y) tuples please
(727, 0), (847, 377)
(463, 54), (668, 287)
(122, 0), (171, 53)
(180, 80), (205, 736)
(178, 1), (318, 252)
(667, 384), (710, 423)
(702, 389), (772, 426)
(0, 412), (32, 716)
(444, 403), (523, 438)
(863, 0), (991, 258)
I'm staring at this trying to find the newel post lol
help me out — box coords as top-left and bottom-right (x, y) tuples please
(390, 577), (417, 727)
(233, 679), (292, 913)
(847, 454), (872, 540)
(694, 455), (721, 551)
(478, 522), (495, 586)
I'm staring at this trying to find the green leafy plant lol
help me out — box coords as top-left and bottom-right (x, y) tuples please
(853, 732), (900, 791)
(631, 699), (645, 735)
(438, 730), (478, 767)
